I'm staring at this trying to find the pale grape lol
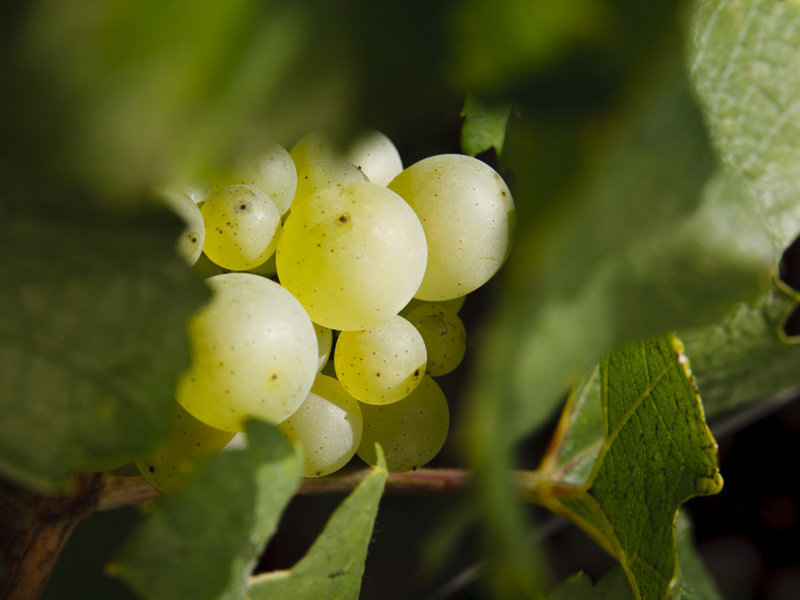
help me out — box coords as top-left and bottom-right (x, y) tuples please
(344, 130), (403, 186)
(290, 130), (336, 174)
(314, 323), (333, 372)
(357, 376), (449, 472)
(388, 154), (515, 300)
(276, 181), (427, 331)
(201, 185), (280, 271)
(334, 315), (426, 405)
(177, 273), (318, 432)
(401, 295), (465, 317)
(405, 304), (466, 376)
(279, 374), (363, 477)
(227, 143), (297, 215)
(136, 403), (234, 494)
(293, 158), (367, 206)
(160, 189), (204, 265)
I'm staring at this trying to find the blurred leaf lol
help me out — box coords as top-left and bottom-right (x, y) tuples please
(0, 207), (207, 491)
(681, 284), (800, 417)
(460, 95), (512, 157)
(113, 421), (302, 600)
(530, 335), (722, 600)
(247, 446), (387, 599)
(546, 513), (721, 599)
(691, 0), (800, 253)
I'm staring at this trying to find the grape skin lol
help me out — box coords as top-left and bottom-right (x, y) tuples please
(293, 158), (367, 206)
(226, 143), (298, 215)
(177, 273), (318, 432)
(357, 375), (449, 472)
(276, 181), (427, 331)
(344, 130), (403, 186)
(405, 304), (466, 376)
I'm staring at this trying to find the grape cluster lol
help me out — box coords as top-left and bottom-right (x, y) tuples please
(138, 131), (515, 492)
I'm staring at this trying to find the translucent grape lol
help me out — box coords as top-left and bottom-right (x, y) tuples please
(279, 374), (363, 477)
(227, 143), (297, 215)
(293, 158), (367, 206)
(160, 189), (204, 265)
(344, 130), (403, 186)
(314, 323), (333, 372)
(357, 376), (449, 472)
(405, 304), (466, 376)
(276, 181), (427, 330)
(388, 154), (515, 300)
(136, 403), (234, 493)
(290, 130), (336, 174)
(201, 185), (280, 271)
(177, 273), (318, 432)
(401, 295), (465, 316)
(334, 315), (426, 405)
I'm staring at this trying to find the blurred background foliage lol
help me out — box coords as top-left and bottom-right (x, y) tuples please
(4, 0), (796, 597)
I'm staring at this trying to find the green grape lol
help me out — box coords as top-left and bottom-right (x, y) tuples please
(177, 273), (318, 432)
(242, 251), (277, 276)
(314, 323), (333, 372)
(405, 304), (466, 376)
(135, 403), (234, 494)
(357, 376), (449, 472)
(293, 158), (367, 206)
(227, 143), (297, 215)
(276, 181), (427, 331)
(160, 189), (205, 265)
(388, 154), (515, 300)
(344, 130), (403, 186)
(290, 130), (336, 174)
(400, 295), (465, 316)
(279, 374), (363, 477)
(192, 252), (226, 278)
(201, 185), (280, 271)
(334, 315), (426, 405)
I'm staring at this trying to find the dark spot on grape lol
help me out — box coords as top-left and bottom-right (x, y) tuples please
(148, 466), (155, 473)
(272, 374), (278, 380)
(376, 372), (381, 377)
(240, 203), (247, 210)
(338, 213), (349, 223)
(414, 369), (420, 376)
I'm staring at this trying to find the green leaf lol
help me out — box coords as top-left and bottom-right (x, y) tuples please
(247, 445), (387, 600)
(112, 421), (302, 600)
(691, 0), (800, 252)
(0, 209), (208, 491)
(530, 334), (722, 600)
(460, 95), (512, 157)
(547, 513), (721, 599)
(681, 284), (800, 417)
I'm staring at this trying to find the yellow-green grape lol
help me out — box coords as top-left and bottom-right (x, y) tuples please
(405, 304), (466, 376)
(357, 376), (449, 472)
(228, 143), (297, 215)
(290, 130), (336, 174)
(279, 374), (363, 477)
(201, 185), (280, 271)
(242, 251), (277, 276)
(177, 273), (318, 432)
(314, 323), (333, 372)
(276, 181), (427, 331)
(344, 130), (403, 186)
(334, 315), (426, 405)
(135, 403), (234, 494)
(388, 154), (515, 300)
(400, 295), (465, 317)
(294, 158), (367, 206)
(160, 189), (205, 265)
(192, 252), (226, 279)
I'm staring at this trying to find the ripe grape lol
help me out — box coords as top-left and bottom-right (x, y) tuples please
(177, 273), (318, 432)
(279, 374), (363, 477)
(136, 403), (234, 494)
(226, 143), (297, 215)
(276, 181), (427, 330)
(357, 375), (449, 472)
(388, 154), (515, 300)
(344, 130), (403, 186)
(314, 323), (333, 372)
(201, 185), (281, 271)
(290, 130), (336, 174)
(405, 304), (466, 376)
(160, 188), (204, 265)
(293, 158), (367, 206)
(334, 315), (426, 405)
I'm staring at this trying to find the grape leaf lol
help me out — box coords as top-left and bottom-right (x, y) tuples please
(112, 421), (302, 600)
(0, 209), (208, 491)
(682, 284), (800, 417)
(460, 95), (512, 157)
(529, 334), (722, 600)
(246, 446), (387, 600)
(691, 0), (800, 252)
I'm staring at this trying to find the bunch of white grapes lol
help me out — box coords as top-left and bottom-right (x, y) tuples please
(138, 130), (515, 493)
